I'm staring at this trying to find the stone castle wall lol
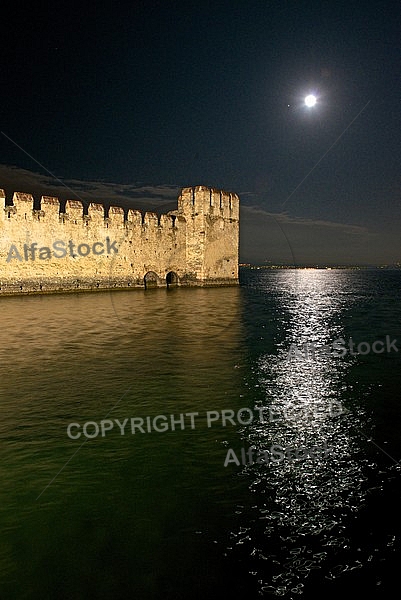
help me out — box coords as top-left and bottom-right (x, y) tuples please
(0, 185), (239, 295)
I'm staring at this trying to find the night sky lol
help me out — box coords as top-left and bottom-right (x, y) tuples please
(1, 0), (400, 265)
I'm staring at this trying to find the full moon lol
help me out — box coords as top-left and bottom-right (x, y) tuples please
(305, 94), (317, 107)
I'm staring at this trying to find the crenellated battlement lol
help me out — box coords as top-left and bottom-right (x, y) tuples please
(1, 191), (194, 231)
(41, 196), (61, 223)
(178, 185), (239, 220)
(88, 202), (105, 222)
(0, 185), (239, 295)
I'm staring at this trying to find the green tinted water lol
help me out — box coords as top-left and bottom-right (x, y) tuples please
(1, 271), (401, 598)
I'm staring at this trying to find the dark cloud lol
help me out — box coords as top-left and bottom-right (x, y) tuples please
(0, 165), (179, 213)
(240, 206), (398, 266)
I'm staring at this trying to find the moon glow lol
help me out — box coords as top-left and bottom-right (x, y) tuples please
(305, 94), (317, 107)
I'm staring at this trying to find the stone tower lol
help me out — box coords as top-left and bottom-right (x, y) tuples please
(172, 186), (239, 285)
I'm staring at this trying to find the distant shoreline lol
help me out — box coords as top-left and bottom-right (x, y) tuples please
(239, 264), (401, 270)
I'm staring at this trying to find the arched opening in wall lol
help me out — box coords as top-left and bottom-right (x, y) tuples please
(144, 271), (159, 289)
(166, 271), (179, 288)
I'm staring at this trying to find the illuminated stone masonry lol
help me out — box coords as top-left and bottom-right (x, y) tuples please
(0, 185), (239, 295)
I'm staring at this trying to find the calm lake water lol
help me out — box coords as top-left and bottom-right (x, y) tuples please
(1, 269), (401, 599)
